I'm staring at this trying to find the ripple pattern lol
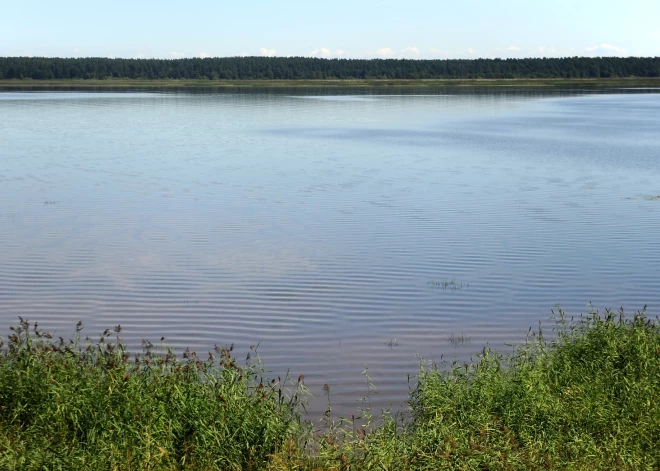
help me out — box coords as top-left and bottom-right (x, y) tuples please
(1, 89), (659, 414)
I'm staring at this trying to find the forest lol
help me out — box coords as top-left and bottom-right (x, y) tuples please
(1, 56), (659, 80)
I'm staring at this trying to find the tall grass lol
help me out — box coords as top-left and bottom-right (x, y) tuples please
(271, 307), (660, 470)
(1, 307), (659, 470)
(0, 319), (306, 470)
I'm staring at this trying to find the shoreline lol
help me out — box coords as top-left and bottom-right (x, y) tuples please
(2, 77), (660, 88)
(1, 310), (658, 469)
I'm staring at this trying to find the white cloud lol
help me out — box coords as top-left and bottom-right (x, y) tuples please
(507, 46), (521, 51)
(466, 48), (479, 55)
(73, 48), (80, 54)
(195, 52), (211, 58)
(376, 47), (394, 57)
(259, 48), (277, 57)
(585, 43), (627, 54)
(310, 48), (346, 58)
(135, 53), (146, 59)
(401, 46), (421, 57)
(311, 47), (332, 57)
(170, 51), (185, 58)
(429, 48), (447, 56)
(537, 46), (557, 56)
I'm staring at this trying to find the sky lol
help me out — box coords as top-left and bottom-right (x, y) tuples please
(2, 0), (659, 59)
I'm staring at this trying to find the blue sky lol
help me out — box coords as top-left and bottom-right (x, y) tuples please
(2, 0), (659, 59)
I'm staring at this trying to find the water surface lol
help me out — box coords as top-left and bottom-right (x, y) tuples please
(1, 87), (659, 414)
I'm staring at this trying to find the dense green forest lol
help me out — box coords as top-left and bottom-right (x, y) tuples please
(0, 56), (659, 80)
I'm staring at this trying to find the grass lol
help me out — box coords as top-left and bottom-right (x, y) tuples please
(2, 78), (660, 88)
(0, 320), (307, 470)
(1, 307), (659, 470)
(277, 307), (660, 470)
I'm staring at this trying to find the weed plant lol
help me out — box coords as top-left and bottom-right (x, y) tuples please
(0, 319), (306, 470)
(271, 307), (660, 470)
(1, 307), (659, 470)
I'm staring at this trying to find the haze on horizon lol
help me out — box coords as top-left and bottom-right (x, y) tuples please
(2, 0), (659, 60)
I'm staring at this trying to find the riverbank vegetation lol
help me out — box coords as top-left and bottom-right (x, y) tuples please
(2, 78), (660, 90)
(0, 321), (306, 470)
(1, 56), (659, 82)
(1, 308), (658, 470)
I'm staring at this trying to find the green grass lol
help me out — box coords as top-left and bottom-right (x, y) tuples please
(2, 78), (660, 88)
(1, 307), (659, 470)
(0, 320), (307, 470)
(273, 307), (660, 470)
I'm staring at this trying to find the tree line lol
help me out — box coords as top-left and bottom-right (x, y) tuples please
(1, 56), (659, 80)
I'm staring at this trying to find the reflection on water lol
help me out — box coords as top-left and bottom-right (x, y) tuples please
(1, 88), (659, 414)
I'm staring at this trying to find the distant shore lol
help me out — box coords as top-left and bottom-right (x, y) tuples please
(2, 77), (660, 88)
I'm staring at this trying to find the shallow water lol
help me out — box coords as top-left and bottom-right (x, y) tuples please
(1, 87), (659, 414)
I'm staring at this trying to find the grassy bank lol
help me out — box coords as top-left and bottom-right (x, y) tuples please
(0, 321), (307, 470)
(1, 308), (658, 470)
(2, 78), (660, 88)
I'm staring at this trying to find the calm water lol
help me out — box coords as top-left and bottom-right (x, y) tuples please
(1, 87), (659, 414)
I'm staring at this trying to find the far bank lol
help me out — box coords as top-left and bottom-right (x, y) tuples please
(2, 77), (660, 89)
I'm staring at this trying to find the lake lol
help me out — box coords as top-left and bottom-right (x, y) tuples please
(1, 87), (659, 415)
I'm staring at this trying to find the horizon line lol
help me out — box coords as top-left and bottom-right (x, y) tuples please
(2, 55), (659, 61)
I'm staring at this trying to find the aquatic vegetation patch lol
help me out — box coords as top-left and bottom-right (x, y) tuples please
(428, 279), (470, 291)
(384, 338), (400, 349)
(446, 332), (472, 346)
(622, 195), (660, 201)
